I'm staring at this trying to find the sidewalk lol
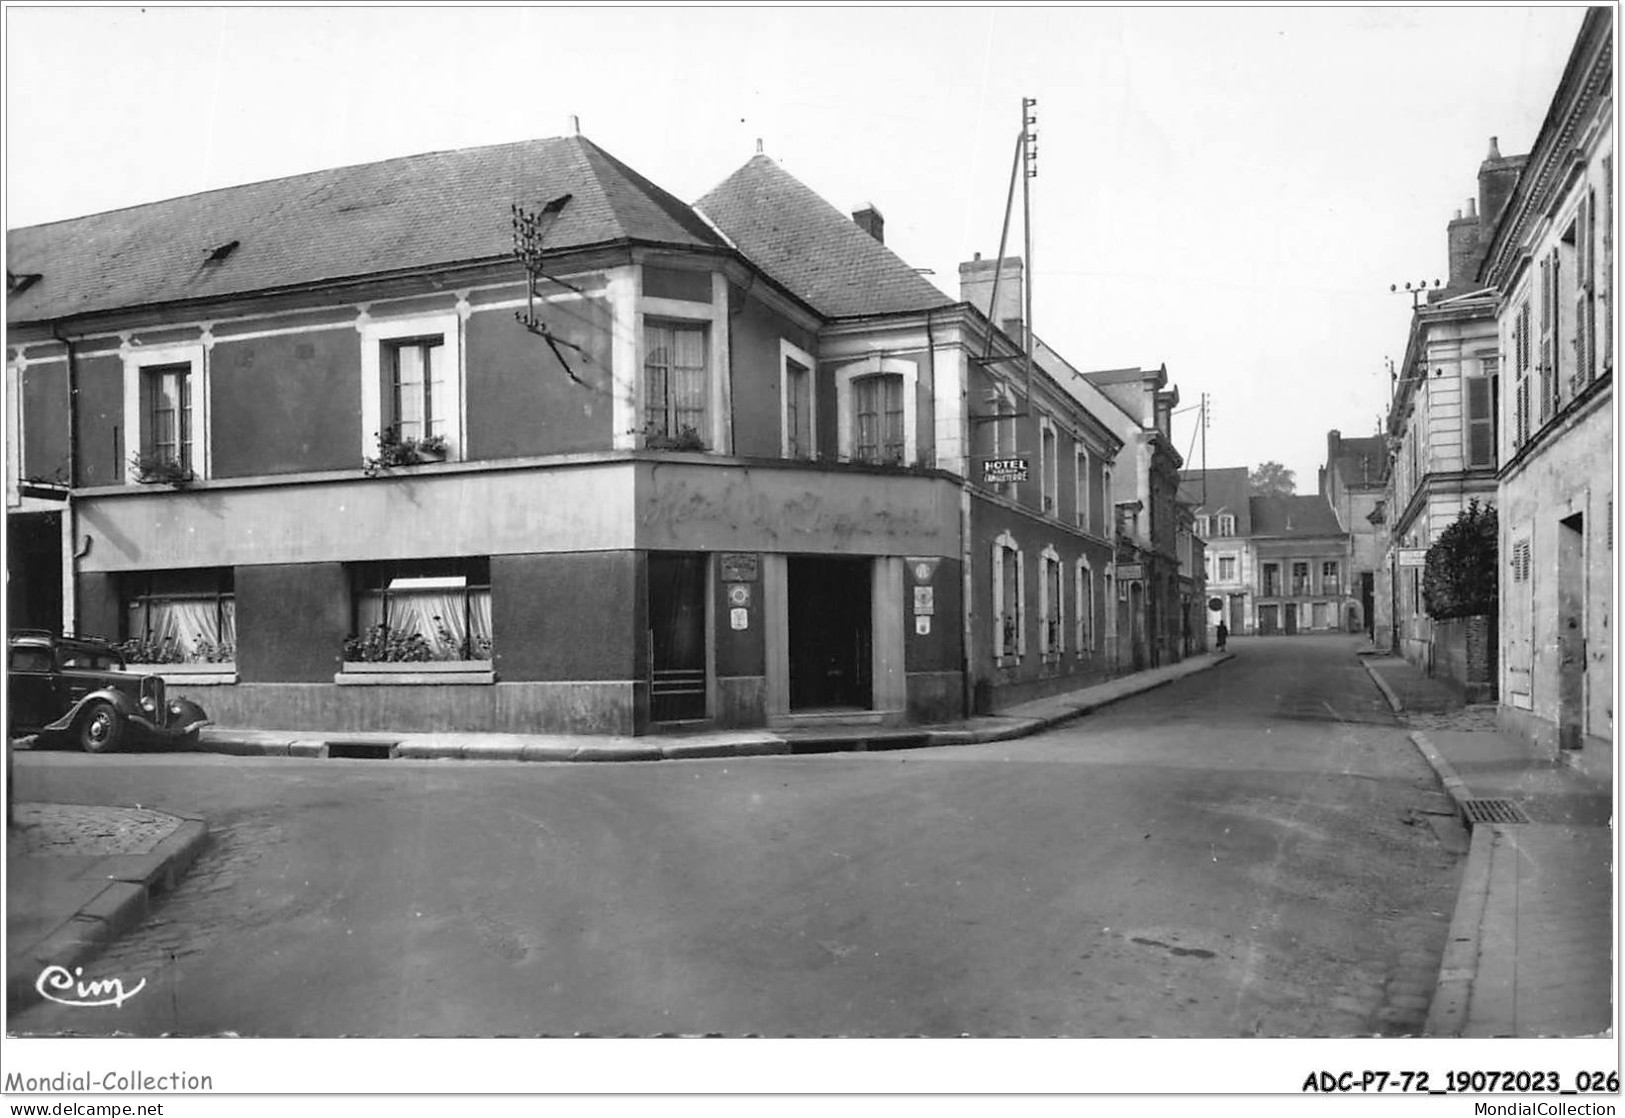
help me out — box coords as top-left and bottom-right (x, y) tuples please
(189, 650), (1236, 762)
(6, 651), (1233, 1020)
(5, 804), (208, 1013)
(1360, 654), (1615, 1038)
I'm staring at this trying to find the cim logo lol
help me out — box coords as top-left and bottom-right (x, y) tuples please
(35, 964), (146, 1008)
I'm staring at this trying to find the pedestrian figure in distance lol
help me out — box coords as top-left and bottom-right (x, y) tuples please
(1216, 620), (1228, 651)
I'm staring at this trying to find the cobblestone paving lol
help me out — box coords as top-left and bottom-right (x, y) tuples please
(90, 814), (282, 968)
(9, 802), (182, 856)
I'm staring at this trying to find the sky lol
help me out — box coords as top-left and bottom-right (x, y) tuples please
(3, 5), (1590, 491)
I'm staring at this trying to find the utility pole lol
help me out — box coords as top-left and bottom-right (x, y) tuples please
(1201, 392), (1208, 508)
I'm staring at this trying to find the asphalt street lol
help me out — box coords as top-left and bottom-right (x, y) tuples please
(8, 635), (1465, 1037)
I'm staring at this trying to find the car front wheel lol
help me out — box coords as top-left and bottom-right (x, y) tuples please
(76, 701), (124, 754)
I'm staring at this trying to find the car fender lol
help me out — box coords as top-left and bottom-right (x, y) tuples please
(42, 687), (141, 735)
(165, 697), (211, 736)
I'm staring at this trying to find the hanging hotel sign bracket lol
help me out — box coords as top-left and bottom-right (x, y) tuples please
(511, 193), (590, 385)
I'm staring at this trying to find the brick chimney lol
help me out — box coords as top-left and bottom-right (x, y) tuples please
(1437, 138), (1527, 293)
(1477, 137), (1525, 232)
(1446, 198), (1482, 290)
(852, 203), (884, 244)
(958, 253), (1025, 338)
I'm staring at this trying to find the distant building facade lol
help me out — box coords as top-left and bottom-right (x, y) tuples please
(1320, 430), (1387, 637)
(1075, 365), (1188, 670)
(1249, 496), (1353, 635)
(955, 256), (1126, 712)
(1180, 467), (1252, 635)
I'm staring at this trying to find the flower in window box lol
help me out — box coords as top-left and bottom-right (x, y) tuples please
(116, 636), (187, 664)
(128, 452), (194, 486)
(342, 623), (434, 663)
(365, 427), (449, 475)
(643, 424), (708, 452)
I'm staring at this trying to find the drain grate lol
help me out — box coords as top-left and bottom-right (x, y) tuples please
(1461, 798), (1531, 825)
(326, 741), (397, 760)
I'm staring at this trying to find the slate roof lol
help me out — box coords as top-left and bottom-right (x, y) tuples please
(1330, 435), (1387, 488)
(1248, 495), (1346, 538)
(7, 136), (728, 325)
(1178, 467), (1252, 535)
(696, 155), (953, 319)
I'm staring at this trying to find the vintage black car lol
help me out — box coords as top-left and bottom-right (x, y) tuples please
(7, 631), (210, 752)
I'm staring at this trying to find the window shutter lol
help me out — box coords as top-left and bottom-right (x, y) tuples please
(1538, 254), (1555, 422)
(1581, 190), (1596, 386)
(1513, 539), (1532, 583)
(1606, 156), (1615, 374)
(1517, 377), (1530, 448)
(1517, 301), (1531, 395)
(991, 541), (1005, 657)
(1016, 549), (1027, 658)
(1513, 304), (1531, 447)
(137, 370), (155, 457)
(1465, 376), (1493, 467)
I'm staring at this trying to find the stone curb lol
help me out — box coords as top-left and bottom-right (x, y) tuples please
(1424, 824), (1496, 1037)
(1408, 730), (1474, 816)
(6, 815), (210, 1015)
(1360, 657), (1405, 716)
(1401, 722), (1497, 1041)
(191, 653), (1237, 766)
(1361, 652), (1493, 1039)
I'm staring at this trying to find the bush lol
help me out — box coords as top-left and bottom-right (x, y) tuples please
(1423, 501), (1497, 619)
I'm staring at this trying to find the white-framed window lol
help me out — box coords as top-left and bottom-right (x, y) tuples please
(1216, 514), (1235, 537)
(1075, 557), (1095, 655)
(853, 374), (904, 463)
(1292, 561), (1311, 596)
(361, 312), (463, 463)
(1262, 562), (1281, 597)
(123, 342), (208, 481)
(1039, 545), (1063, 656)
(992, 531), (1025, 661)
(1039, 416), (1058, 515)
(780, 339), (816, 459)
(1195, 514), (1211, 538)
(122, 568), (235, 664)
(1218, 554), (1237, 582)
(1321, 561), (1340, 595)
(1075, 447), (1091, 530)
(643, 318), (710, 448)
(1102, 467), (1113, 532)
(837, 356), (917, 465)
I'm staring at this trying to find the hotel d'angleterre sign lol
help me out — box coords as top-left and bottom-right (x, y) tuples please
(981, 457), (1029, 485)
